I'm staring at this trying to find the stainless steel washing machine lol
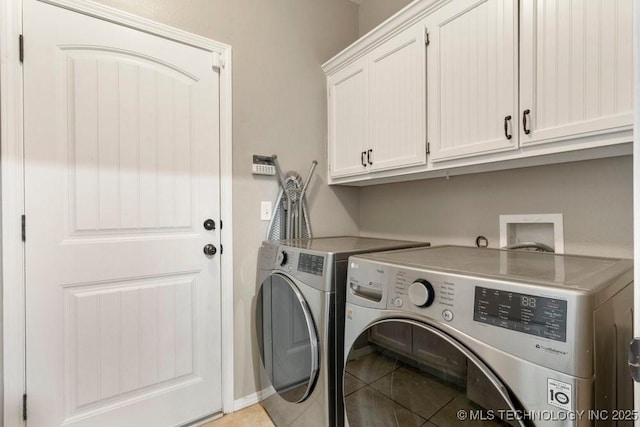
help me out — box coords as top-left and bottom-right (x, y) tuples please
(255, 237), (430, 427)
(344, 246), (633, 427)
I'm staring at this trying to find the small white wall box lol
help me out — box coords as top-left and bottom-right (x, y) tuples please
(499, 214), (564, 254)
(252, 155), (276, 176)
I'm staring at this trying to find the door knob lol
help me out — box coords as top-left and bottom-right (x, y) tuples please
(203, 219), (216, 230)
(203, 244), (217, 256)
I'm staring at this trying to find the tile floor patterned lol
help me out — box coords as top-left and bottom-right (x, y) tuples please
(344, 350), (506, 427)
(208, 350), (507, 427)
(202, 404), (274, 427)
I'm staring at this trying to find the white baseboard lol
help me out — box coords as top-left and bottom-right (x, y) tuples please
(233, 387), (275, 412)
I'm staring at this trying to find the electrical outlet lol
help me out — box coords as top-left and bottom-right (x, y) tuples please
(261, 201), (272, 221)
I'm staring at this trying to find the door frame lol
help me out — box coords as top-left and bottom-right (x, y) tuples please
(0, 0), (235, 424)
(633, 0), (639, 415)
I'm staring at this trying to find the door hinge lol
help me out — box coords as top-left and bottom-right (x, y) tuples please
(426, 142), (430, 155)
(21, 215), (26, 242)
(19, 34), (24, 63)
(22, 393), (27, 421)
(220, 244), (223, 255)
(424, 30), (430, 46)
(220, 220), (223, 230)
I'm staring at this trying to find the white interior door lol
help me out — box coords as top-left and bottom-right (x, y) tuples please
(23, 0), (222, 425)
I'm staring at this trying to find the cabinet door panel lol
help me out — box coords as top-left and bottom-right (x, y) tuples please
(369, 24), (427, 172)
(520, 0), (633, 145)
(328, 60), (368, 178)
(428, 0), (519, 161)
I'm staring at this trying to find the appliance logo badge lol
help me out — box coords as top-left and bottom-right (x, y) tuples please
(376, 268), (385, 274)
(536, 343), (568, 356)
(547, 378), (572, 410)
(346, 310), (353, 320)
(350, 262), (359, 269)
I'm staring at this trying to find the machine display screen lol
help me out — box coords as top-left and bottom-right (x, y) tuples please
(297, 253), (324, 276)
(473, 287), (567, 342)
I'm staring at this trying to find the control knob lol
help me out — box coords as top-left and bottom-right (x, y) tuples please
(276, 250), (288, 266)
(408, 279), (435, 307)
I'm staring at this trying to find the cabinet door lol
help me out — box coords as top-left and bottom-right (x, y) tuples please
(328, 59), (369, 178)
(368, 23), (427, 172)
(427, 0), (519, 161)
(520, 0), (633, 146)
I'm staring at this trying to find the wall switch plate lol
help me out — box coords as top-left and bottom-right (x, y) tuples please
(499, 213), (564, 253)
(252, 155), (276, 176)
(261, 201), (272, 221)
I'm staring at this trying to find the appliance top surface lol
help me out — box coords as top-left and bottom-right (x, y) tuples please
(270, 236), (428, 258)
(356, 245), (632, 290)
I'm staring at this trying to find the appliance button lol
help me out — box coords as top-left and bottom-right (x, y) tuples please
(408, 279), (435, 307)
(393, 297), (403, 308)
(442, 309), (454, 322)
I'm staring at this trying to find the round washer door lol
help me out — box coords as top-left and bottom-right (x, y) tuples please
(256, 273), (319, 403)
(344, 319), (525, 427)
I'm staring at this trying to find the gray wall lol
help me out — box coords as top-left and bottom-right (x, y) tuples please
(357, 0), (633, 259)
(360, 157), (633, 258)
(358, 0), (413, 35)
(92, 0), (360, 400)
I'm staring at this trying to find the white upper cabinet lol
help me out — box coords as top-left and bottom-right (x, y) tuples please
(323, 0), (633, 185)
(326, 22), (427, 179)
(428, 0), (519, 161)
(520, 0), (633, 146)
(369, 23), (427, 171)
(328, 58), (369, 178)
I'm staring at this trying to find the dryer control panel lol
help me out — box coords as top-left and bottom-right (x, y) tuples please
(473, 287), (567, 342)
(347, 256), (592, 378)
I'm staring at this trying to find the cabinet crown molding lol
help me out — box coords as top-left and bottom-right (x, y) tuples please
(322, 0), (449, 75)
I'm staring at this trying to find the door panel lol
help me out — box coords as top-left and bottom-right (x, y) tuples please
(369, 23), (427, 172)
(256, 274), (319, 403)
(24, 1), (221, 425)
(428, 0), (519, 161)
(344, 320), (521, 426)
(328, 59), (368, 178)
(520, 0), (633, 145)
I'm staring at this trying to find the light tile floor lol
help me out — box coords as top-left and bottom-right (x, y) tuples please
(202, 404), (274, 427)
(345, 350), (507, 427)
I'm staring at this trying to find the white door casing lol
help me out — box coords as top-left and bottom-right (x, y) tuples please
(1, 0), (234, 425)
(632, 0), (639, 414)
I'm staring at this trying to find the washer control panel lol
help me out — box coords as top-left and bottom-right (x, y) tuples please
(347, 256), (583, 376)
(408, 279), (435, 307)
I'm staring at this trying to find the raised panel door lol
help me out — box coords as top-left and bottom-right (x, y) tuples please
(328, 59), (369, 178)
(23, 1), (222, 425)
(369, 23), (427, 172)
(520, 0), (633, 145)
(428, 0), (519, 161)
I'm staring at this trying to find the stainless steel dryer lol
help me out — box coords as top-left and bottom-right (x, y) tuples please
(255, 237), (430, 427)
(344, 246), (633, 427)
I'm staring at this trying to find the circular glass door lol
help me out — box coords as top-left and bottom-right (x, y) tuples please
(256, 273), (319, 403)
(344, 320), (524, 427)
